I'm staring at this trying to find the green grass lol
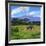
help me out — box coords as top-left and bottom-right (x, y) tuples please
(10, 25), (40, 40)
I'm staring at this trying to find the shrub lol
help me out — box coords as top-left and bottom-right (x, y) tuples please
(11, 27), (19, 32)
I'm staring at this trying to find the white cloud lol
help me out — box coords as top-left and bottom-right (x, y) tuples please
(11, 7), (29, 15)
(29, 11), (36, 16)
(28, 11), (40, 17)
(11, 7), (40, 17)
(25, 11), (36, 16)
(11, 7), (23, 15)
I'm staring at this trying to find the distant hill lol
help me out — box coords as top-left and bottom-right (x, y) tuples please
(18, 17), (40, 21)
(11, 17), (40, 23)
(11, 15), (40, 22)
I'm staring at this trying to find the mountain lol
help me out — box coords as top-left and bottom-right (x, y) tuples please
(11, 15), (40, 22)
(29, 17), (40, 21)
(18, 16), (40, 22)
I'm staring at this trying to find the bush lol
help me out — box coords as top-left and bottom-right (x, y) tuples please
(11, 27), (19, 32)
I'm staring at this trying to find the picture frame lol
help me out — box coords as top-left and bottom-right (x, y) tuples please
(5, 1), (45, 46)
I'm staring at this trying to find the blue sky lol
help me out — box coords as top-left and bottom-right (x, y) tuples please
(10, 6), (41, 18)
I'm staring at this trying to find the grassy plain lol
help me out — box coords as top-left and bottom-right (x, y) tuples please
(10, 25), (40, 40)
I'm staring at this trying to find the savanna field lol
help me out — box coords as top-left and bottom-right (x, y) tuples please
(10, 25), (40, 40)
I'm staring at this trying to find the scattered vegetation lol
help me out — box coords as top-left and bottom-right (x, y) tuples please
(10, 25), (40, 40)
(10, 18), (40, 40)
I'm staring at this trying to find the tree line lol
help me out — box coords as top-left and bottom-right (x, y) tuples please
(11, 18), (40, 25)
